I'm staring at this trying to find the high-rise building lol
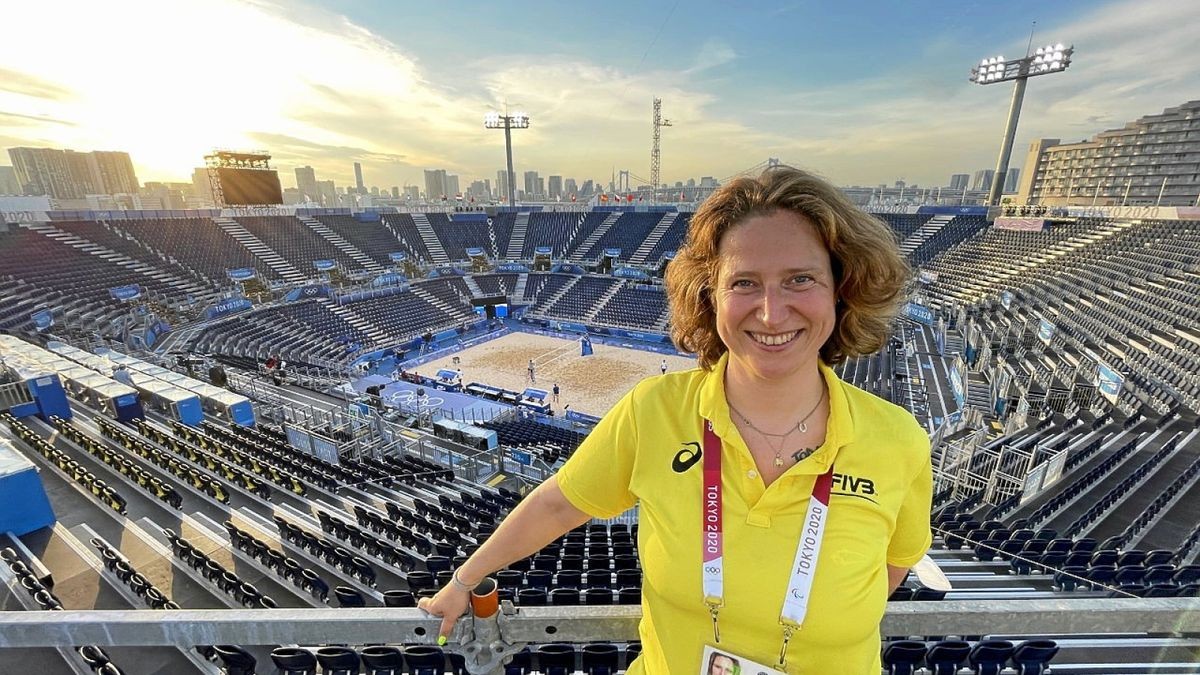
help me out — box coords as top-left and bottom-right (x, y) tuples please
(564, 178), (577, 198)
(8, 147), (140, 199)
(0, 166), (19, 195)
(424, 169), (448, 200)
(580, 179), (594, 198)
(391, 186), (400, 198)
(496, 171), (510, 201)
(90, 151), (138, 194)
(548, 175), (563, 200)
(537, 176), (545, 199)
(142, 182), (187, 209)
(318, 180), (337, 206)
(64, 150), (101, 195)
(295, 166), (318, 201)
(446, 175), (460, 198)
(1003, 168), (1020, 193)
(353, 162), (365, 194)
(523, 170), (540, 199)
(949, 174), (970, 190)
(8, 147), (80, 198)
(1021, 100), (1200, 206)
(971, 169), (995, 191)
(403, 185), (420, 201)
(191, 167), (215, 205)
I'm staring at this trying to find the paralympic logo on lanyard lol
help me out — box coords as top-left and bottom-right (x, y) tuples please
(700, 418), (834, 634)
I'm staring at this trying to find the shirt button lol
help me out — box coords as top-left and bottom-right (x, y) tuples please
(747, 470), (758, 478)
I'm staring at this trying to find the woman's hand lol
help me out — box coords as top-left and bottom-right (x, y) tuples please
(417, 583), (472, 643)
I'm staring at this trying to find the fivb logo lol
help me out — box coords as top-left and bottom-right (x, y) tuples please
(832, 473), (878, 503)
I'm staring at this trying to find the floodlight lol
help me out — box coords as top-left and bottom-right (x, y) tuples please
(484, 110), (533, 205)
(969, 40), (1076, 206)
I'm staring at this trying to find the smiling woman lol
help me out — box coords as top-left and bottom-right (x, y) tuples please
(418, 167), (933, 675)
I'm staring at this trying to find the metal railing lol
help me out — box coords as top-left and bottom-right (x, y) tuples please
(1, 600), (1198, 675)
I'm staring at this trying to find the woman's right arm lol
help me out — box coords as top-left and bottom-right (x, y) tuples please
(417, 475), (592, 640)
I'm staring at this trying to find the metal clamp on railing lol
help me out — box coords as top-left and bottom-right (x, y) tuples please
(446, 577), (526, 674)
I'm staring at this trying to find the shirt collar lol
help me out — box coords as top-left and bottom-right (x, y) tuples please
(698, 352), (857, 472)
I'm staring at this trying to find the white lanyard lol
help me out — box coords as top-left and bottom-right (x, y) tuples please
(701, 418), (834, 667)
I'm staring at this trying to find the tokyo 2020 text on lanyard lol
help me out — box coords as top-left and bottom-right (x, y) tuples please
(701, 418), (835, 669)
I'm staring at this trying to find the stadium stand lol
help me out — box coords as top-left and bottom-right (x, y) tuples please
(4, 209), (1200, 673)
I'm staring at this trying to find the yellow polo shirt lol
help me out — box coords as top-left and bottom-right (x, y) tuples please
(556, 353), (932, 674)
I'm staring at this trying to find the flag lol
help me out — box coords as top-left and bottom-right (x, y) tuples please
(626, 194), (634, 202)
(580, 336), (593, 357)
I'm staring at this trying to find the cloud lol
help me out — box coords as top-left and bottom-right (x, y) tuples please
(0, 111), (76, 127)
(0, 0), (1195, 190)
(685, 40), (737, 75)
(0, 69), (74, 101)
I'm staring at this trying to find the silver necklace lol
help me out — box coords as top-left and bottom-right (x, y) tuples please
(729, 387), (826, 467)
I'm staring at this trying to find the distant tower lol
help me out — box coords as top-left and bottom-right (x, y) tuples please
(650, 98), (672, 204)
(353, 162), (364, 194)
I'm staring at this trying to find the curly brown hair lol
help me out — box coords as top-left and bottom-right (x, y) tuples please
(665, 166), (910, 369)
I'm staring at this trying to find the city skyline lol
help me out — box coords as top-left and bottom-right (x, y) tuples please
(2, 0), (1197, 192)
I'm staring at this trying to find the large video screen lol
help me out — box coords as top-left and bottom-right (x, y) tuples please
(216, 168), (283, 205)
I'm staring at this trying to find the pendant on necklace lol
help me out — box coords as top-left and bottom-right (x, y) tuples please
(774, 455), (784, 467)
(799, 422), (808, 433)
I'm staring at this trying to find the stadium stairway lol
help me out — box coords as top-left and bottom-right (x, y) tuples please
(568, 213), (620, 261)
(513, 273), (530, 299)
(536, 276), (582, 314)
(411, 214), (450, 264)
(583, 282), (627, 323)
(900, 214), (953, 256)
(215, 218), (306, 283)
(409, 285), (469, 322)
(300, 216), (382, 274)
(629, 212), (678, 265)
(317, 298), (391, 345)
(463, 276), (484, 297)
(505, 212), (531, 260)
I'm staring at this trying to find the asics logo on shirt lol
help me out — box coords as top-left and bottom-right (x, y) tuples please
(832, 472), (878, 503)
(671, 441), (702, 473)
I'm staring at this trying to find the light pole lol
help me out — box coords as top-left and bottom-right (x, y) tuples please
(970, 42), (1074, 206)
(484, 111), (531, 206)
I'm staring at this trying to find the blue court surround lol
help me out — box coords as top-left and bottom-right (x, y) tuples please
(349, 375), (511, 423)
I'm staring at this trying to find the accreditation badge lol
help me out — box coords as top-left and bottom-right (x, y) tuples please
(700, 645), (786, 675)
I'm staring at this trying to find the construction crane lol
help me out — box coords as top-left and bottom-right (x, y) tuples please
(650, 98), (672, 204)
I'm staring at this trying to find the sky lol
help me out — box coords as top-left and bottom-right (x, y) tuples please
(1, 0), (1197, 192)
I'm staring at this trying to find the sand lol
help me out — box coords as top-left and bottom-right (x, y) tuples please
(417, 332), (697, 417)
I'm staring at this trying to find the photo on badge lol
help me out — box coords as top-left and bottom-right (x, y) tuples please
(700, 645), (785, 675)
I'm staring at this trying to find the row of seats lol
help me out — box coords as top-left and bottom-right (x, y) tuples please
(90, 536), (177, 609)
(882, 638), (1057, 675)
(1063, 431), (1184, 536)
(2, 548), (126, 674)
(1, 412), (128, 514)
(219, 520), (334, 603)
(52, 415), (185, 508)
(164, 530), (277, 608)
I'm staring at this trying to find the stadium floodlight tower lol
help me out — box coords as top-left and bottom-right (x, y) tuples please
(484, 110), (530, 206)
(970, 42), (1074, 206)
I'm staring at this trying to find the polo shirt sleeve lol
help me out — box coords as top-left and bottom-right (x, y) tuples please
(886, 424), (933, 568)
(555, 388), (639, 519)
